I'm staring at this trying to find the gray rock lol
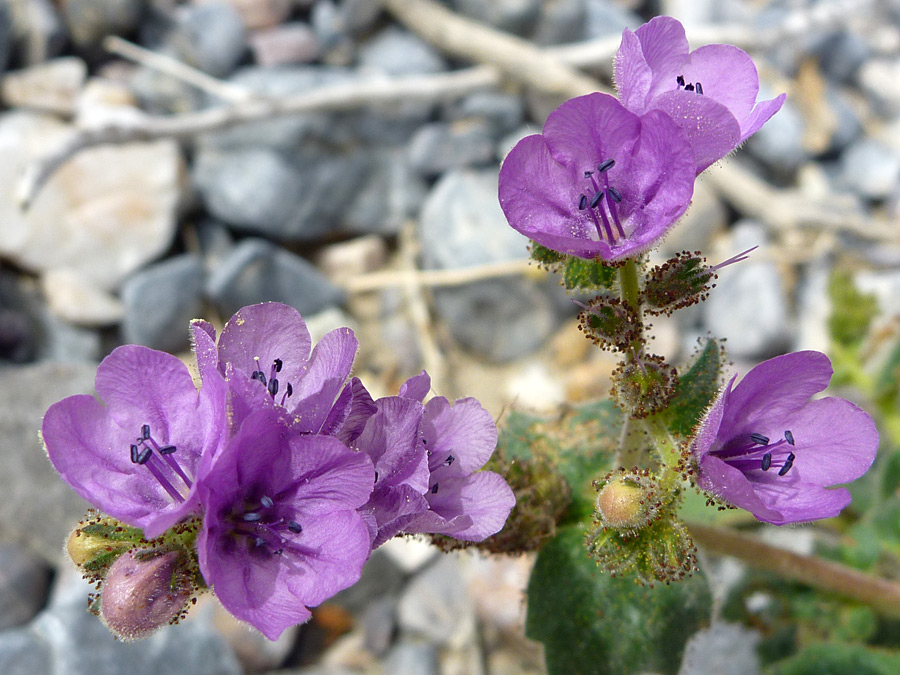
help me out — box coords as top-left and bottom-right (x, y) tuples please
(6, 0), (66, 65)
(32, 575), (243, 675)
(362, 597), (397, 656)
(408, 122), (495, 177)
(331, 549), (406, 614)
(0, 2), (11, 75)
(745, 95), (806, 174)
(249, 22), (320, 67)
(533, 0), (587, 45)
(446, 91), (524, 137)
(419, 169), (530, 269)
(814, 31), (870, 84)
(62, 0), (143, 48)
(342, 148), (427, 236)
(207, 238), (344, 318)
(165, 2), (247, 78)
(0, 361), (96, 563)
(383, 641), (440, 675)
(338, 0), (382, 35)
(451, 0), (540, 36)
(859, 58), (900, 117)
(195, 219), (235, 273)
(825, 87), (862, 153)
(434, 278), (561, 362)
(130, 66), (205, 114)
(0, 628), (53, 675)
(839, 138), (900, 201)
(397, 555), (473, 645)
(584, 0), (640, 39)
(35, 312), (102, 363)
(194, 145), (366, 240)
(358, 26), (446, 76)
(678, 622), (761, 675)
(121, 254), (205, 353)
(0, 543), (52, 630)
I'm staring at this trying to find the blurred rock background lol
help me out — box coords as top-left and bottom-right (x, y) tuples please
(0, 0), (897, 672)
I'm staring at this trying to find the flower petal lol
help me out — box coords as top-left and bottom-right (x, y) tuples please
(696, 454), (783, 522)
(741, 93), (787, 142)
(422, 397), (498, 475)
(399, 370), (431, 402)
(650, 91), (741, 172)
(615, 29), (653, 113)
(681, 44), (760, 122)
(289, 327), (358, 433)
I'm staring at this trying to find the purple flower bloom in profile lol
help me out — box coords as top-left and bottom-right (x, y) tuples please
(691, 351), (878, 525)
(42, 345), (227, 538)
(396, 373), (516, 541)
(191, 302), (357, 434)
(197, 408), (373, 640)
(499, 92), (695, 260)
(616, 15), (786, 172)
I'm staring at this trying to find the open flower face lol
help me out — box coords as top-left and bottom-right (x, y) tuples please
(691, 351), (878, 525)
(499, 92), (695, 261)
(42, 345), (227, 538)
(192, 302), (357, 435)
(616, 15), (786, 172)
(197, 409), (373, 640)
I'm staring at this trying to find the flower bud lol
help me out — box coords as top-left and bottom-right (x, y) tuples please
(612, 354), (678, 418)
(594, 469), (660, 531)
(642, 251), (715, 315)
(577, 296), (641, 352)
(100, 550), (194, 641)
(66, 511), (145, 578)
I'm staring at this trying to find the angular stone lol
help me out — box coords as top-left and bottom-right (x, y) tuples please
(840, 138), (900, 201)
(0, 3), (10, 75)
(0, 361), (96, 564)
(166, 2), (247, 78)
(383, 641), (440, 675)
(61, 0), (143, 47)
(0, 56), (86, 116)
(533, 0), (587, 45)
(0, 543), (52, 630)
(343, 148), (427, 236)
(0, 629), (53, 675)
(679, 622), (761, 675)
(397, 555), (475, 646)
(0, 112), (182, 291)
(198, 0), (292, 30)
(207, 238), (344, 318)
(6, 0), (66, 65)
(446, 91), (525, 137)
(408, 121), (495, 178)
(745, 94), (807, 174)
(452, 0), (540, 36)
(249, 22), (320, 66)
(121, 254), (206, 353)
(41, 268), (124, 327)
(357, 26), (446, 76)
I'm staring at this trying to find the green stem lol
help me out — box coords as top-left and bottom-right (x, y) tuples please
(688, 522), (900, 618)
(619, 258), (641, 313)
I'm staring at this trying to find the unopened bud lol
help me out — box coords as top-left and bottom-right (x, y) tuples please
(577, 296), (641, 352)
(612, 354), (678, 418)
(66, 511), (145, 577)
(100, 550), (194, 640)
(594, 469), (660, 530)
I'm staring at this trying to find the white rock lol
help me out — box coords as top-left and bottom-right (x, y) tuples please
(0, 111), (182, 291)
(41, 268), (124, 326)
(0, 56), (87, 115)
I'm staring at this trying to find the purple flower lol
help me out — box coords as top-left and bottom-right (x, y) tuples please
(191, 302), (357, 434)
(197, 408), (373, 640)
(498, 92), (695, 260)
(616, 15), (786, 172)
(691, 351), (878, 525)
(42, 345), (227, 538)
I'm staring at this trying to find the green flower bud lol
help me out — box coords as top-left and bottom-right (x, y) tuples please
(612, 354), (678, 418)
(593, 469), (661, 531)
(577, 296), (641, 353)
(66, 511), (146, 579)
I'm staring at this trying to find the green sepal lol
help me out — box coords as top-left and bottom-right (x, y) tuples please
(529, 242), (618, 291)
(658, 338), (724, 438)
(526, 525), (712, 675)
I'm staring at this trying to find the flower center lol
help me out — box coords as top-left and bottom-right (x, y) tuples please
(676, 74), (704, 95)
(250, 357), (295, 406)
(576, 158), (627, 244)
(228, 494), (303, 557)
(129, 424), (193, 503)
(711, 430), (796, 477)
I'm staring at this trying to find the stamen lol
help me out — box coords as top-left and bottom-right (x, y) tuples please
(159, 445), (177, 455)
(607, 187), (622, 203)
(260, 496), (274, 508)
(589, 190), (605, 209)
(578, 194), (588, 210)
(761, 453), (772, 471)
(273, 359), (283, 372)
(243, 512), (262, 522)
(784, 430), (795, 446)
(597, 159), (616, 173)
(685, 83), (694, 92)
(750, 433), (769, 445)
(445, 455), (455, 466)
(431, 483), (439, 494)
(286, 383), (293, 397)
(141, 424), (150, 441)
(583, 170), (594, 178)
(374, 471), (379, 483)
(778, 453), (795, 476)
(695, 82), (703, 95)
(131, 444), (151, 465)
(676, 74), (685, 87)
(288, 521), (302, 533)
(268, 378), (279, 397)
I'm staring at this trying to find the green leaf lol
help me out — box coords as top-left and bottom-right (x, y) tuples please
(526, 526), (713, 675)
(768, 643), (900, 675)
(662, 338), (723, 437)
(562, 256), (618, 291)
(828, 269), (879, 348)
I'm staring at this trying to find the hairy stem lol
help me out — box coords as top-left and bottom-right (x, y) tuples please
(688, 522), (900, 618)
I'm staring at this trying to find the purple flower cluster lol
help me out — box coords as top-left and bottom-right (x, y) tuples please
(499, 15), (785, 260)
(42, 302), (515, 640)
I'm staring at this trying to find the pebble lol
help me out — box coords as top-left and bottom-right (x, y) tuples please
(814, 31), (870, 84)
(0, 56), (86, 115)
(212, 600), (298, 672)
(0, 361), (96, 564)
(249, 22), (320, 66)
(165, 2), (247, 78)
(362, 597), (397, 656)
(0, 628), (54, 675)
(0, 112), (182, 291)
(61, 0), (143, 48)
(0, 3), (10, 75)
(120, 254), (206, 353)
(315, 235), (388, 284)
(745, 95), (807, 174)
(0, 543), (52, 630)
(859, 57), (900, 116)
(397, 555), (476, 646)
(584, 0), (640, 39)
(357, 26), (447, 76)
(204, 0), (292, 31)
(678, 622), (761, 675)
(452, 0), (540, 36)
(206, 238), (345, 319)
(408, 121), (496, 177)
(839, 138), (900, 201)
(532, 0), (587, 45)
(659, 177), (728, 258)
(446, 91), (525, 137)
(338, 0), (383, 35)
(41, 268), (124, 327)
(331, 549), (406, 614)
(383, 640), (440, 675)
(6, 0), (66, 66)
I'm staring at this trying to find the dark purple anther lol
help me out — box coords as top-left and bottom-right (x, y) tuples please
(431, 483), (439, 494)
(597, 159), (616, 173)
(695, 82), (703, 95)
(268, 379), (279, 397)
(685, 83), (694, 92)
(285, 383), (293, 398)
(288, 521), (302, 533)
(445, 454), (455, 466)
(135, 447), (152, 465)
(676, 74), (685, 87)
(141, 424), (150, 441)
(130, 444), (141, 463)
(159, 445), (176, 455)
(589, 190), (604, 208)
(778, 453), (795, 476)
(761, 452), (772, 471)
(273, 359), (283, 373)
(608, 187), (622, 203)
(750, 433), (769, 445)
(260, 496), (274, 508)
(785, 430), (795, 446)
(243, 512), (262, 522)
(578, 194), (588, 210)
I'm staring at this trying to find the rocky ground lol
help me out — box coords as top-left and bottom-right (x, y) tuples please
(0, 0), (898, 673)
